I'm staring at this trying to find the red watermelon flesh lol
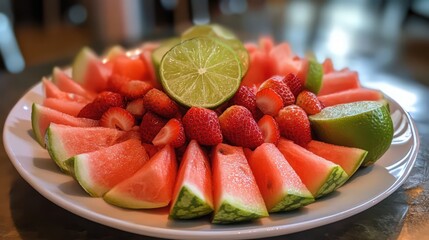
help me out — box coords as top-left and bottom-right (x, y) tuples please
(322, 58), (334, 74)
(241, 49), (273, 89)
(169, 140), (214, 219)
(140, 46), (162, 89)
(277, 138), (348, 198)
(103, 144), (177, 208)
(211, 143), (268, 224)
(276, 57), (309, 84)
(318, 88), (383, 107)
(46, 123), (140, 173)
(43, 78), (90, 104)
(306, 140), (368, 178)
(72, 47), (112, 93)
(318, 70), (360, 96)
(52, 67), (95, 100)
(31, 103), (99, 147)
(248, 143), (314, 212)
(43, 98), (85, 117)
(259, 36), (275, 53)
(74, 138), (149, 197)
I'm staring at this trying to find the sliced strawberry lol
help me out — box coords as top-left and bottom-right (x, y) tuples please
(296, 90), (324, 115)
(229, 85), (263, 120)
(275, 105), (312, 147)
(256, 88), (283, 116)
(111, 55), (148, 80)
(282, 73), (303, 98)
(77, 91), (124, 120)
(139, 111), (168, 143)
(219, 105), (264, 149)
(152, 118), (186, 148)
(100, 107), (135, 131)
(259, 76), (295, 106)
(257, 115), (280, 144)
(143, 88), (179, 118)
(120, 80), (153, 99)
(182, 107), (223, 146)
(126, 98), (145, 118)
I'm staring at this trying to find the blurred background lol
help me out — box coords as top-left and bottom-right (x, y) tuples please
(0, 0), (429, 87)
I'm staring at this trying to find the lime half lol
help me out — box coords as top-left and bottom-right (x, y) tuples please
(159, 37), (242, 108)
(182, 24), (249, 76)
(309, 101), (393, 166)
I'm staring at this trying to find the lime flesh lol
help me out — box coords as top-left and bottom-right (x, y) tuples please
(159, 37), (242, 108)
(309, 101), (393, 166)
(305, 59), (323, 94)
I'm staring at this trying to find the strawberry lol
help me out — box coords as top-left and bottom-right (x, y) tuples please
(296, 90), (324, 115)
(120, 80), (153, 99)
(256, 88), (283, 116)
(139, 111), (168, 143)
(218, 105), (264, 149)
(77, 91), (124, 120)
(275, 105), (312, 147)
(143, 88), (179, 118)
(259, 76), (295, 106)
(182, 107), (223, 146)
(257, 115), (280, 144)
(126, 98), (146, 118)
(229, 85), (263, 120)
(99, 107), (135, 131)
(283, 73), (303, 98)
(152, 118), (186, 148)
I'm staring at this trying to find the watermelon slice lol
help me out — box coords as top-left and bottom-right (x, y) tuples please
(248, 143), (314, 212)
(43, 78), (90, 104)
(241, 49), (273, 89)
(322, 58), (334, 74)
(318, 70), (360, 96)
(46, 123), (139, 173)
(73, 139), (149, 197)
(169, 140), (213, 219)
(72, 47), (112, 93)
(31, 103), (99, 147)
(52, 67), (95, 100)
(211, 143), (268, 224)
(318, 88), (383, 107)
(103, 144), (177, 208)
(276, 139), (349, 198)
(306, 140), (367, 179)
(43, 98), (85, 117)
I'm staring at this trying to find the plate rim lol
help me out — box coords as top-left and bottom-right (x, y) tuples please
(3, 82), (420, 239)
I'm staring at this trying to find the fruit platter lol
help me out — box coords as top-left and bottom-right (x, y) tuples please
(3, 25), (419, 239)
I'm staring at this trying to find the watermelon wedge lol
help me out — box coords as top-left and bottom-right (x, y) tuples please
(43, 98), (85, 117)
(169, 140), (213, 219)
(31, 103), (99, 147)
(46, 123), (139, 173)
(73, 139), (149, 197)
(43, 78), (90, 104)
(248, 143), (314, 212)
(277, 138), (349, 198)
(211, 143), (268, 224)
(52, 67), (95, 100)
(306, 140), (367, 179)
(318, 70), (360, 96)
(318, 88), (383, 107)
(72, 47), (112, 93)
(103, 144), (177, 208)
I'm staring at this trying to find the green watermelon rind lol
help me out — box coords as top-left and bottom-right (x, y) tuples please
(74, 154), (107, 197)
(169, 185), (213, 219)
(103, 188), (169, 209)
(31, 103), (45, 147)
(45, 125), (70, 174)
(269, 192), (315, 213)
(72, 47), (94, 85)
(212, 196), (268, 224)
(314, 165), (349, 198)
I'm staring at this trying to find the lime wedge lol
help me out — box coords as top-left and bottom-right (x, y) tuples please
(182, 24), (249, 76)
(309, 101), (393, 166)
(151, 37), (181, 75)
(159, 37), (242, 108)
(305, 59), (323, 94)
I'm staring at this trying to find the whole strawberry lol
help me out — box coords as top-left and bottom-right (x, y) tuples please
(182, 107), (223, 146)
(296, 90), (324, 115)
(77, 91), (124, 120)
(275, 105), (312, 147)
(283, 73), (303, 98)
(219, 105), (264, 149)
(229, 85), (262, 120)
(139, 111), (168, 143)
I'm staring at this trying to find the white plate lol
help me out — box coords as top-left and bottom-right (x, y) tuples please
(3, 82), (420, 239)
